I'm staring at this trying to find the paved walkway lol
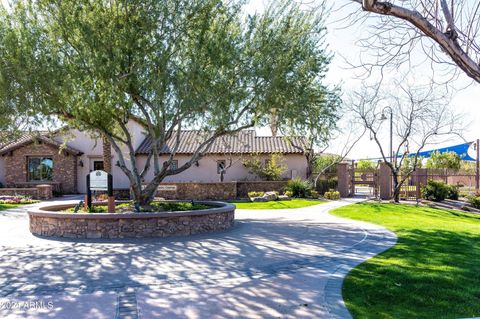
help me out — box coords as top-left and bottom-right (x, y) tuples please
(0, 198), (396, 319)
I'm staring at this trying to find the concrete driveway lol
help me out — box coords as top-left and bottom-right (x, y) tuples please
(0, 198), (396, 319)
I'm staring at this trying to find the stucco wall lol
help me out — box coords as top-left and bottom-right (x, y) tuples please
(138, 154), (307, 183)
(0, 121), (308, 192)
(54, 122), (146, 193)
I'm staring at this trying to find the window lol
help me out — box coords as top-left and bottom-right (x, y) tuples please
(28, 157), (53, 181)
(217, 160), (226, 174)
(170, 160), (178, 170)
(93, 161), (104, 171)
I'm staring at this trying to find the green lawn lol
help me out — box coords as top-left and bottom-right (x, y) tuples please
(232, 199), (325, 209)
(0, 204), (22, 211)
(331, 203), (480, 319)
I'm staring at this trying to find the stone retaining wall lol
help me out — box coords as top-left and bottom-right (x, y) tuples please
(28, 202), (235, 239)
(157, 182), (237, 200)
(154, 181), (288, 200)
(0, 184), (53, 200)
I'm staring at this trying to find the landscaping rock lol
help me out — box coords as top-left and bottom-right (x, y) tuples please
(263, 191), (278, 201)
(278, 195), (291, 201)
(251, 197), (268, 202)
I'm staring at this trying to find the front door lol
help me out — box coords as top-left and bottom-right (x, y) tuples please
(93, 160), (104, 171)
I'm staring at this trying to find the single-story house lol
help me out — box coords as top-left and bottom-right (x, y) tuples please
(0, 120), (308, 194)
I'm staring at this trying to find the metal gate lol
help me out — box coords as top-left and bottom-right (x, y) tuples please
(351, 166), (379, 198)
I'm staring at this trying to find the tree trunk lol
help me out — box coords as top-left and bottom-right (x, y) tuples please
(306, 150), (314, 180)
(136, 185), (157, 207)
(102, 135), (112, 173)
(270, 108), (278, 137)
(392, 173), (400, 203)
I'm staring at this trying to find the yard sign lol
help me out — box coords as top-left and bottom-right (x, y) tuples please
(90, 170), (108, 191)
(86, 170), (114, 211)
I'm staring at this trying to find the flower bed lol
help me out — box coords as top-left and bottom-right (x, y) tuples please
(0, 195), (39, 205)
(65, 201), (212, 213)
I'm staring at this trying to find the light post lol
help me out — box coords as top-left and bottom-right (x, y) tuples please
(380, 107), (394, 199)
(380, 107), (394, 165)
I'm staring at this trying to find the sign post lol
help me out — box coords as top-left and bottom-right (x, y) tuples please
(85, 170), (115, 213)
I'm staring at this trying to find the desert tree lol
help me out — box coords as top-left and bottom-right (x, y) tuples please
(268, 2), (341, 179)
(284, 85), (341, 179)
(243, 153), (287, 181)
(345, 0), (480, 83)
(0, 17), (41, 138)
(351, 80), (464, 202)
(425, 150), (462, 170)
(0, 0), (340, 206)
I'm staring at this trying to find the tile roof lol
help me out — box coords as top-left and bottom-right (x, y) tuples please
(135, 130), (307, 155)
(0, 132), (83, 156)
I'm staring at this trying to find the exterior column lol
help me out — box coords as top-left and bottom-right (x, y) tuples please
(379, 162), (392, 200)
(337, 163), (350, 198)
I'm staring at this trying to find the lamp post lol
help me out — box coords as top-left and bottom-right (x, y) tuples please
(380, 107), (394, 165)
(380, 107), (394, 199)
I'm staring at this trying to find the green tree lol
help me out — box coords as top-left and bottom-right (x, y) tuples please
(425, 151), (461, 171)
(356, 159), (376, 171)
(314, 154), (342, 174)
(243, 153), (287, 181)
(460, 160), (476, 174)
(400, 156), (423, 176)
(0, 0), (339, 206)
(0, 15), (40, 136)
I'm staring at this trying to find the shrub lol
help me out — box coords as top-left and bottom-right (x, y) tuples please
(0, 195), (38, 204)
(315, 178), (338, 194)
(285, 178), (312, 198)
(446, 185), (459, 200)
(421, 180), (448, 202)
(310, 190), (319, 199)
(243, 154), (287, 181)
(248, 191), (264, 198)
(95, 193), (109, 201)
(284, 191), (293, 197)
(324, 189), (340, 200)
(469, 196), (480, 209)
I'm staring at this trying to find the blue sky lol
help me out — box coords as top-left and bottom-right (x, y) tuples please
(246, 0), (480, 159)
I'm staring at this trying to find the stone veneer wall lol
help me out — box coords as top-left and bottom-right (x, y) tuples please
(236, 181), (288, 198)
(4, 142), (77, 194)
(0, 185), (53, 200)
(0, 188), (39, 198)
(155, 181), (289, 200)
(157, 182), (237, 200)
(29, 209), (235, 239)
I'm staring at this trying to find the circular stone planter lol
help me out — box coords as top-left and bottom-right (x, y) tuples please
(28, 201), (235, 239)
